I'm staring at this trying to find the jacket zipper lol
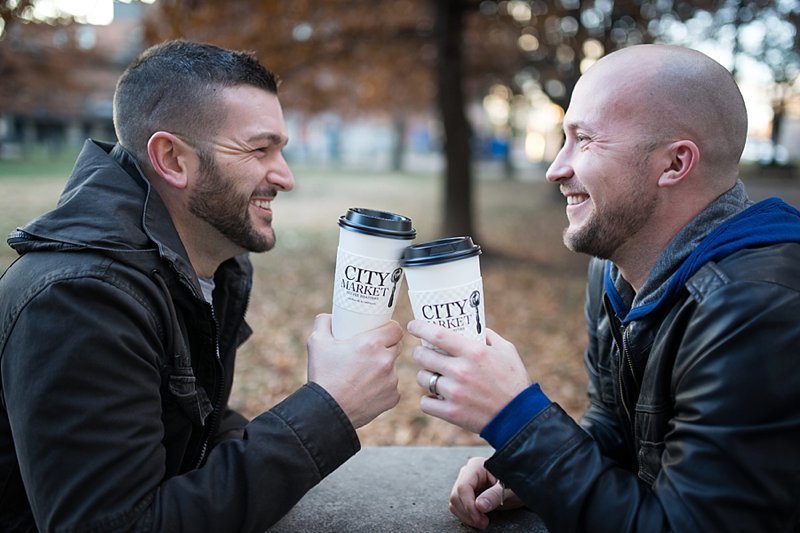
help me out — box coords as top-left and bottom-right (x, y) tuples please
(623, 327), (639, 389)
(194, 303), (224, 469)
(195, 274), (250, 468)
(612, 323), (633, 427)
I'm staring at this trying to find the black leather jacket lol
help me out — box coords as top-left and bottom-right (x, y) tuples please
(0, 140), (359, 532)
(487, 214), (800, 531)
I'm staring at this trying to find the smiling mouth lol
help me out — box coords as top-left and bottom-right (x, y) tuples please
(566, 193), (589, 206)
(251, 199), (272, 211)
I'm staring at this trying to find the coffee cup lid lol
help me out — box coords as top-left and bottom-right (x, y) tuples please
(338, 208), (417, 240)
(401, 236), (481, 267)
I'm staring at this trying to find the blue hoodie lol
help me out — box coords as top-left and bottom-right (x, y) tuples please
(606, 197), (800, 325)
(482, 195), (800, 450)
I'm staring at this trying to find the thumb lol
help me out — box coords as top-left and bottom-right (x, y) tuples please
(475, 482), (504, 513)
(311, 313), (333, 335)
(313, 313), (332, 327)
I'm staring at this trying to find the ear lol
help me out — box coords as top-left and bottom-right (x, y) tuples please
(657, 140), (699, 188)
(146, 131), (194, 189)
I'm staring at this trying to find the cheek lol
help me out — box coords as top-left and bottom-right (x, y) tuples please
(218, 161), (260, 191)
(575, 154), (624, 197)
(236, 159), (270, 184)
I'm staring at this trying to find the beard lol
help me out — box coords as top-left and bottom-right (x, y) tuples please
(563, 157), (656, 260)
(187, 150), (276, 253)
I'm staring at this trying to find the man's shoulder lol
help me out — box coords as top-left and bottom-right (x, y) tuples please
(0, 248), (162, 313)
(3, 248), (120, 284)
(687, 241), (800, 298)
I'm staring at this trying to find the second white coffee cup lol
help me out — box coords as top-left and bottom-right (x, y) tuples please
(401, 236), (485, 350)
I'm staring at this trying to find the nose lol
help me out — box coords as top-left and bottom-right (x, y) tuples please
(268, 152), (295, 192)
(545, 146), (573, 183)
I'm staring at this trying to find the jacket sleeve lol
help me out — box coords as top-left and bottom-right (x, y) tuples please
(485, 267), (800, 532)
(152, 383), (359, 532)
(212, 408), (249, 444)
(2, 274), (359, 533)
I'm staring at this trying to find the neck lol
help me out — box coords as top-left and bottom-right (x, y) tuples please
(613, 248), (661, 293)
(612, 213), (697, 292)
(617, 182), (730, 291)
(146, 176), (239, 278)
(179, 224), (241, 278)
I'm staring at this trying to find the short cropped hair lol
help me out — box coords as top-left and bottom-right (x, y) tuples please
(113, 40), (279, 162)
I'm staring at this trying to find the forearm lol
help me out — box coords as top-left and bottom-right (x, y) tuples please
(149, 383), (359, 532)
(485, 404), (671, 533)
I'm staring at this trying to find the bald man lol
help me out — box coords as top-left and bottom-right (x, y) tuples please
(408, 44), (800, 531)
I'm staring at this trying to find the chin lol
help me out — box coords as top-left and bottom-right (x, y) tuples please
(251, 232), (277, 253)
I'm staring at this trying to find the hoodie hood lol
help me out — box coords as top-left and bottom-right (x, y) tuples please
(8, 140), (194, 279)
(605, 197), (800, 325)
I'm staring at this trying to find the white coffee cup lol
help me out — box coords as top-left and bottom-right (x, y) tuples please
(401, 236), (485, 350)
(331, 208), (416, 339)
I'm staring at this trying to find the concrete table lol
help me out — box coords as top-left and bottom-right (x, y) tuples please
(269, 446), (548, 532)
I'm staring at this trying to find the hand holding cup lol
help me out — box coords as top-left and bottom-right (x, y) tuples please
(307, 314), (403, 429)
(408, 320), (531, 433)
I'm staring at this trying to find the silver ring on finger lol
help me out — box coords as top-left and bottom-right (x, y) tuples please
(429, 372), (442, 397)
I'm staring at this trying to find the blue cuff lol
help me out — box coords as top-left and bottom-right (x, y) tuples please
(480, 383), (551, 449)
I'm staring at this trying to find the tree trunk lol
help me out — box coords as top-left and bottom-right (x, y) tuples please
(391, 115), (406, 172)
(434, 0), (475, 239)
(770, 89), (786, 166)
(503, 137), (515, 180)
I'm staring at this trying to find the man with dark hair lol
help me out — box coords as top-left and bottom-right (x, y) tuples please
(0, 40), (403, 532)
(409, 44), (800, 531)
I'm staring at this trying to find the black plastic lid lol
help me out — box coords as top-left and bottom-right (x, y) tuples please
(338, 208), (416, 239)
(401, 236), (481, 267)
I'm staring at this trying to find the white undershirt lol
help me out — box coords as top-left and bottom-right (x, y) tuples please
(198, 276), (215, 305)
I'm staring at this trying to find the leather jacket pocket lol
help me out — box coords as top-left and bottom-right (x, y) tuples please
(168, 369), (214, 426)
(637, 439), (666, 485)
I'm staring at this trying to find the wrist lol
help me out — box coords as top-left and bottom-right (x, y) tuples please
(480, 383), (551, 449)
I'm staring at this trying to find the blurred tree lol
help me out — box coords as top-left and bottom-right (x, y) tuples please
(0, 0), (33, 34)
(713, 0), (800, 165)
(3, 1), (795, 234)
(148, 0), (800, 237)
(1, 1), (72, 115)
(509, 0), (798, 164)
(146, 0), (524, 239)
(0, 0), (113, 152)
(505, 0), (731, 111)
(3, 0), (797, 235)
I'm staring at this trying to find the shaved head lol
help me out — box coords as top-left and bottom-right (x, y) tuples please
(576, 45), (748, 188)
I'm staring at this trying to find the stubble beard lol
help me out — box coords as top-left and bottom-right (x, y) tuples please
(188, 150), (276, 254)
(563, 158), (656, 260)
(563, 198), (653, 259)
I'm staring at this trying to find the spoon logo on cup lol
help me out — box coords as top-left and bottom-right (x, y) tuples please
(469, 290), (482, 334)
(388, 267), (403, 308)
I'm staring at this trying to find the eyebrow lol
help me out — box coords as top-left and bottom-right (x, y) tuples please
(564, 121), (599, 137)
(246, 132), (289, 146)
